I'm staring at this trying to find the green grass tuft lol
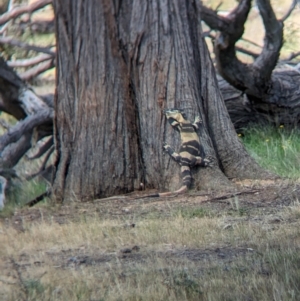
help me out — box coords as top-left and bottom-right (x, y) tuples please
(240, 125), (300, 179)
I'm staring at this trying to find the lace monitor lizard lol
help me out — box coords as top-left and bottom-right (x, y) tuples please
(89, 108), (213, 202)
(142, 108), (212, 198)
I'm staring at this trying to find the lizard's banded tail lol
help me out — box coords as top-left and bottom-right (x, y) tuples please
(181, 165), (192, 188)
(143, 166), (191, 198)
(156, 184), (188, 197)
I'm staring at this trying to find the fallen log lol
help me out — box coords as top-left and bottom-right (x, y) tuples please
(219, 67), (300, 129)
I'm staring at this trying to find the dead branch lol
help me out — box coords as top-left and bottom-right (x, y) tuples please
(0, 0), (15, 35)
(0, 168), (18, 179)
(19, 58), (55, 81)
(283, 51), (300, 62)
(39, 145), (54, 170)
(0, 132), (32, 169)
(19, 87), (49, 115)
(213, 0), (254, 92)
(199, 189), (260, 203)
(202, 1), (300, 129)
(40, 93), (54, 108)
(27, 136), (53, 160)
(0, 57), (50, 116)
(218, 72), (300, 129)
(0, 57), (51, 118)
(26, 145), (54, 180)
(280, 0), (298, 22)
(201, 0), (283, 98)
(0, 56), (54, 196)
(204, 0), (251, 41)
(207, 32), (259, 59)
(240, 37), (262, 49)
(8, 53), (53, 68)
(200, 5), (229, 32)
(32, 19), (54, 32)
(0, 0), (52, 26)
(0, 36), (55, 55)
(0, 109), (53, 152)
(253, 0), (283, 80)
(0, 56), (24, 88)
(235, 46), (259, 59)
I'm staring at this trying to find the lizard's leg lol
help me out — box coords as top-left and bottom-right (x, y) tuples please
(195, 155), (213, 167)
(180, 165), (192, 188)
(192, 116), (202, 130)
(163, 143), (181, 162)
(167, 118), (181, 132)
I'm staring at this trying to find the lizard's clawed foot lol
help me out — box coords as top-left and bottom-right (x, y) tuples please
(203, 155), (214, 167)
(162, 143), (170, 152)
(194, 116), (202, 124)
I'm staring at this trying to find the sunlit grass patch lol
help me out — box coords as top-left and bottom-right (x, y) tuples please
(241, 125), (300, 179)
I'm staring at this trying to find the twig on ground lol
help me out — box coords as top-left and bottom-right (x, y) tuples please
(198, 189), (261, 203)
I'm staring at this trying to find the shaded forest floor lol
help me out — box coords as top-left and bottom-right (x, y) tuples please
(0, 179), (299, 300)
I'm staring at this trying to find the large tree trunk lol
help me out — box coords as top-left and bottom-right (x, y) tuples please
(53, 0), (272, 203)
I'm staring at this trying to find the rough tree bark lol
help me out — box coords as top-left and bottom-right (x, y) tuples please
(52, 0), (272, 202)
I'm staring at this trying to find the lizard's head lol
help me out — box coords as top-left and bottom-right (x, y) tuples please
(163, 108), (187, 121)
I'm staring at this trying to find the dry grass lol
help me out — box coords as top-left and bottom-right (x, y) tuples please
(0, 184), (300, 300)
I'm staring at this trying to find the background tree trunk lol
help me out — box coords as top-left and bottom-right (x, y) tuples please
(53, 0), (272, 202)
